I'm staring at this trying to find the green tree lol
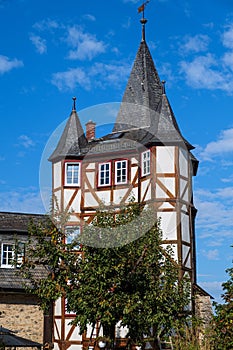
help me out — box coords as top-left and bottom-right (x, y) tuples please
(21, 202), (191, 350)
(210, 255), (233, 350)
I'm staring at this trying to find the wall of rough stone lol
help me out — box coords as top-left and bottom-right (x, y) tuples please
(195, 294), (213, 348)
(0, 292), (44, 344)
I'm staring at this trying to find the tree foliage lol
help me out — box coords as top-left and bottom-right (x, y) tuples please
(21, 201), (191, 347)
(210, 254), (233, 350)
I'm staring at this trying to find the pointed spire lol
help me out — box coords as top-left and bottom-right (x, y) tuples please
(113, 40), (162, 132)
(49, 97), (88, 162)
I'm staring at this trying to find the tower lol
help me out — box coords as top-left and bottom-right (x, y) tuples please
(49, 15), (199, 350)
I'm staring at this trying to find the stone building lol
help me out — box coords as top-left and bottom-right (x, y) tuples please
(0, 212), (52, 346)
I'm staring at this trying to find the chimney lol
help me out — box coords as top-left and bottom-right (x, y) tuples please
(85, 120), (96, 141)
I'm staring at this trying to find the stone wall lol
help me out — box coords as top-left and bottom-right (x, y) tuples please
(195, 294), (213, 348)
(0, 292), (44, 344)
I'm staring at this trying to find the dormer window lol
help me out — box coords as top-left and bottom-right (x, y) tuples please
(65, 162), (81, 186)
(141, 150), (150, 176)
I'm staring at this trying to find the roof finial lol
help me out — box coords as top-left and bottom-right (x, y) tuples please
(138, 0), (150, 42)
(72, 96), (76, 111)
(162, 80), (166, 94)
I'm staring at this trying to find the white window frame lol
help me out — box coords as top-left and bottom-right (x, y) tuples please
(141, 150), (151, 176)
(98, 162), (111, 187)
(115, 160), (128, 185)
(65, 162), (81, 186)
(1, 243), (14, 268)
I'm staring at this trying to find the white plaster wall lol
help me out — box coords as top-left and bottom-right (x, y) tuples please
(113, 188), (128, 204)
(131, 157), (138, 164)
(97, 191), (111, 205)
(54, 319), (62, 339)
(54, 298), (62, 316)
(54, 162), (62, 189)
(65, 321), (82, 341)
(179, 148), (188, 177)
(85, 192), (100, 208)
(129, 187), (138, 201)
(182, 245), (191, 268)
(116, 321), (128, 338)
(64, 189), (76, 209)
(180, 178), (189, 201)
(159, 202), (175, 209)
(156, 146), (175, 174)
(85, 172), (95, 188)
(130, 166), (138, 182)
(141, 178), (151, 201)
(181, 213), (190, 243)
(68, 345), (82, 350)
(156, 177), (175, 198)
(54, 190), (61, 211)
(63, 189), (82, 213)
(86, 162), (95, 170)
(159, 211), (177, 240)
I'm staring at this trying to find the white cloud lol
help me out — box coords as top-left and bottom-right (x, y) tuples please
(182, 34), (210, 54)
(89, 62), (130, 88)
(51, 68), (91, 91)
(0, 188), (45, 214)
(66, 26), (106, 61)
(18, 135), (35, 148)
(200, 128), (233, 160)
(222, 51), (233, 71)
(83, 14), (96, 22)
(201, 249), (219, 260)
(179, 54), (232, 91)
(222, 24), (233, 49)
(51, 62), (130, 92)
(33, 18), (60, 31)
(30, 34), (47, 54)
(0, 55), (23, 74)
(195, 190), (233, 239)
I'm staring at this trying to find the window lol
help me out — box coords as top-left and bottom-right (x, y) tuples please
(1, 243), (14, 268)
(65, 226), (80, 245)
(141, 150), (150, 176)
(65, 163), (80, 186)
(98, 162), (111, 186)
(115, 160), (127, 184)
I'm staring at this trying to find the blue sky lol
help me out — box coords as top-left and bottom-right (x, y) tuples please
(0, 0), (233, 303)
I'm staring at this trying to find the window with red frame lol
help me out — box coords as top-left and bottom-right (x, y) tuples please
(98, 162), (111, 186)
(115, 160), (127, 184)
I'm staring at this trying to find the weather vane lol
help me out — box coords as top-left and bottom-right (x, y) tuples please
(137, 0), (150, 19)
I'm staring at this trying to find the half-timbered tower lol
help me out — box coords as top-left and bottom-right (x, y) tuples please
(49, 16), (200, 350)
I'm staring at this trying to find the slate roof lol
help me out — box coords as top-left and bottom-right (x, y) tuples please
(113, 39), (163, 132)
(49, 109), (88, 162)
(49, 19), (195, 160)
(0, 212), (46, 233)
(0, 266), (46, 291)
(0, 212), (47, 291)
(0, 326), (42, 348)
